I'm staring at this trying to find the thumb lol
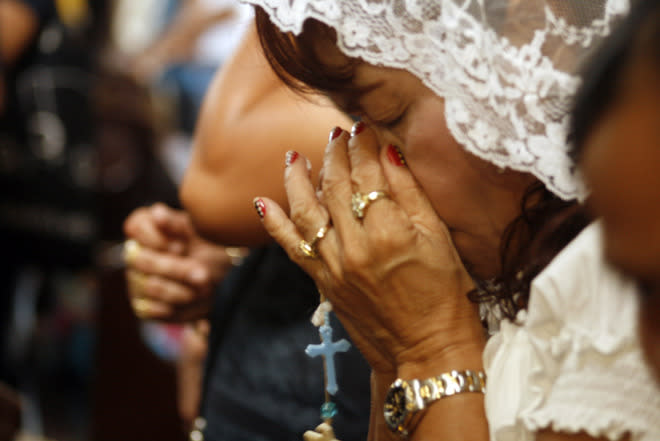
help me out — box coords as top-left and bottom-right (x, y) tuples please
(151, 203), (197, 242)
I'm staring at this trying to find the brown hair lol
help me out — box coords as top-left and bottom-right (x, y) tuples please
(254, 6), (590, 320)
(255, 7), (360, 95)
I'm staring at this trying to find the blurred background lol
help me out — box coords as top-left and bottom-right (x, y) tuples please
(0, 0), (251, 439)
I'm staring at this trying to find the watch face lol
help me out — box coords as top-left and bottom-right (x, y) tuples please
(383, 379), (410, 432)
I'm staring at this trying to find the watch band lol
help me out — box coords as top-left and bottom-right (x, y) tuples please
(414, 370), (486, 407)
(384, 370), (486, 437)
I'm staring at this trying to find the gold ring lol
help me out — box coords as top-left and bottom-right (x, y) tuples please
(351, 191), (389, 219)
(299, 224), (331, 259)
(127, 271), (148, 296)
(131, 298), (153, 317)
(123, 239), (141, 265)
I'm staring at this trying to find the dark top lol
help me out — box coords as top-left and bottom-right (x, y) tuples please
(201, 244), (371, 441)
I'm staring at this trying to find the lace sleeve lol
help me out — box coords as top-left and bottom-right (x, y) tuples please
(484, 223), (660, 441)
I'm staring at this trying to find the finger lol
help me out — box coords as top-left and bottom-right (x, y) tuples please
(131, 247), (213, 288)
(379, 144), (449, 235)
(348, 123), (401, 230)
(132, 296), (211, 323)
(131, 297), (173, 320)
(254, 197), (324, 272)
(284, 150), (330, 237)
(150, 203), (196, 253)
(127, 270), (196, 305)
(347, 122), (390, 193)
(126, 269), (147, 297)
(321, 127), (361, 241)
(123, 239), (141, 266)
(124, 207), (172, 251)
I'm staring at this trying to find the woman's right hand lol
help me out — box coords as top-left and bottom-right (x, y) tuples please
(256, 124), (485, 376)
(123, 203), (242, 322)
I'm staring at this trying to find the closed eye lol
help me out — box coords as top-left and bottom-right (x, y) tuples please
(369, 107), (408, 130)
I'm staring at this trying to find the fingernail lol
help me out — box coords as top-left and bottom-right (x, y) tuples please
(386, 144), (406, 166)
(189, 267), (207, 284)
(351, 121), (366, 137)
(285, 150), (299, 167)
(253, 198), (266, 219)
(328, 127), (343, 142)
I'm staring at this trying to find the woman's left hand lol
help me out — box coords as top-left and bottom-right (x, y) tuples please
(256, 123), (485, 375)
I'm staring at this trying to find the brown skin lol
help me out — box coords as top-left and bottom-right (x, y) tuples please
(176, 320), (210, 430)
(179, 23), (352, 246)
(124, 22), (352, 317)
(257, 40), (628, 441)
(123, 203), (234, 322)
(581, 52), (660, 381)
(124, 21), (352, 427)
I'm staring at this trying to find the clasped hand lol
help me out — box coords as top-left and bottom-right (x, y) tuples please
(123, 203), (242, 322)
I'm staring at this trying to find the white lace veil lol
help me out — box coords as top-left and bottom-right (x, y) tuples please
(244, 0), (629, 199)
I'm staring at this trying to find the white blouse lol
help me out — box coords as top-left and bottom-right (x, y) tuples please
(484, 222), (660, 441)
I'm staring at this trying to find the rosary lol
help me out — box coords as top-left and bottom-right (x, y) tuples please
(303, 296), (350, 441)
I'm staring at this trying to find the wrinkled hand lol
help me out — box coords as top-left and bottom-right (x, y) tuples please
(123, 203), (243, 322)
(257, 124), (484, 374)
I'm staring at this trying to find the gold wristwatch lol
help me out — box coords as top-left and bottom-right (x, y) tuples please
(383, 370), (486, 437)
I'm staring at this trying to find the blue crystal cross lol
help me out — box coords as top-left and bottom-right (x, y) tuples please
(305, 319), (351, 395)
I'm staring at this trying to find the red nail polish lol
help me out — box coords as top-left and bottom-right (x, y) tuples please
(253, 198), (266, 218)
(386, 144), (406, 166)
(351, 121), (366, 137)
(329, 127), (343, 142)
(285, 151), (299, 167)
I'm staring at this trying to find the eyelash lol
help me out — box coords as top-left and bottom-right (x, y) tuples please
(370, 108), (407, 130)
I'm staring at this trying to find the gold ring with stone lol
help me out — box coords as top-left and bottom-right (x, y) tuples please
(299, 224), (330, 259)
(123, 239), (141, 265)
(351, 191), (389, 219)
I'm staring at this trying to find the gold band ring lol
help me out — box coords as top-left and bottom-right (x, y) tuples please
(131, 297), (154, 317)
(123, 239), (141, 265)
(127, 271), (148, 297)
(299, 224), (331, 259)
(351, 191), (389, 219)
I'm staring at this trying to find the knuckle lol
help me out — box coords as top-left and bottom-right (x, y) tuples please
(123, 209), (145, 235)
(151, 202), (168, 212)
(164, 285), (192, 304)
(369, 223), (410, 255)
(289, 201), (312, 226)
(321, 169), (343, 193)
(342, 247), (371, 274)
(142, 276), (159, 296)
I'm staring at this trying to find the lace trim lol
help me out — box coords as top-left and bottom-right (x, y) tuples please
(245, 0), (630, 200)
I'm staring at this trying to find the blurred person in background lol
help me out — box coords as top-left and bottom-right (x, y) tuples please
(0, 0), (58, 385)
(571, 0), (660, 381)
(0, 0), (109, 439)
(123, 22), (372, 441)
